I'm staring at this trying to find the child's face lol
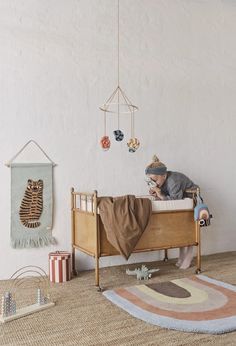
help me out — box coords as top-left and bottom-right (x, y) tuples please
(148, 174), (167, 188)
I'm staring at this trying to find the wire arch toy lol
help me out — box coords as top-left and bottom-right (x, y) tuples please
(0, 265), (55, 323)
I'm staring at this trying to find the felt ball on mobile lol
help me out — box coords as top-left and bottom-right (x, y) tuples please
(113, 129), (124, 141)
(100, 136), (111, 151)
(128, 147), (136, 153)
(127, 137), (140, 153)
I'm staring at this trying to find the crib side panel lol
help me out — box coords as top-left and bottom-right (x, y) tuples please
(74, 211), (97, 255)
(135, 210), (196, 250)
(99, 210), (196, 256)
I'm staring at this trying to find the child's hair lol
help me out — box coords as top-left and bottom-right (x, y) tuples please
(145, 155), (167, 175)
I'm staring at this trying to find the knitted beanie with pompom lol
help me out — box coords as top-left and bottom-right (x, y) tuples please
(145, 155), (167, 175)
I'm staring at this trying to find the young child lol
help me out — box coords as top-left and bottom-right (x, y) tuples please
(145, 155), (198, 269)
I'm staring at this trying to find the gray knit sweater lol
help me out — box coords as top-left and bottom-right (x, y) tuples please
(161, 171), (198, 200)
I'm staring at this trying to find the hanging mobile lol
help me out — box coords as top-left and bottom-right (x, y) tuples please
(99, 0), (139, 150)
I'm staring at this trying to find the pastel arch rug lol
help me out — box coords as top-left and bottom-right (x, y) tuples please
(103, 275), (236, 334)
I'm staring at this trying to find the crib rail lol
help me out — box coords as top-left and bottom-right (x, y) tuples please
(71, 189), (97, 214)
(185, 187), (200, 205)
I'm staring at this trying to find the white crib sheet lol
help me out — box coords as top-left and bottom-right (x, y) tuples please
(79, 197), (193, 213)
(151, 198), (193, 211)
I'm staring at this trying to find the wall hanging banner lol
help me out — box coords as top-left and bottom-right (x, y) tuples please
(11, 163), (56, 248)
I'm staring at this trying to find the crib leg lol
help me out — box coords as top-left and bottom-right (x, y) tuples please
(71, 189), (78, 277)
(163, 249), (168, 262)
(195, 222), (202, 274)
(95, 255), (102, 291)
(72, 246), (78, 277)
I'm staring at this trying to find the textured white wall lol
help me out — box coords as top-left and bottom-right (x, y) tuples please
(0, 0), (236, 279)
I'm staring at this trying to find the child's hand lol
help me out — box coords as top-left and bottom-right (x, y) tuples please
(150, 187), (164, 200)
(149, 188), (157, 196)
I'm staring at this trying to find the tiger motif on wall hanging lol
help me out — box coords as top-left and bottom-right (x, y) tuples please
(19, 179), (43, 228)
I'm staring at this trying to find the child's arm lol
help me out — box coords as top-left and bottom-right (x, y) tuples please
(163, 182), (184, 200)
(149, 187), (165, 200)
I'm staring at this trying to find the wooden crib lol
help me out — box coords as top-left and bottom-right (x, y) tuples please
(71, 188), (201, 288)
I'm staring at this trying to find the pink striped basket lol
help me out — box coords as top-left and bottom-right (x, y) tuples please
(49, 251), (71, 283)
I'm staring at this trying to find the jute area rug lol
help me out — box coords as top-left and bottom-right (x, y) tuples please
(0, 252), (236, 345)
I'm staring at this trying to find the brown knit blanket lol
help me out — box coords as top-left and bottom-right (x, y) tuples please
(97, 195), (152, 260)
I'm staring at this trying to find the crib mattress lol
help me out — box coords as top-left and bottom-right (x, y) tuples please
(79, 197), (193, 213)
(150, 198), (193, 212)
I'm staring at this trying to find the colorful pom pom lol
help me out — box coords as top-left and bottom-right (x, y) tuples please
(127, 138), (140, 153)
(100, 136), (111, 151)
(113, 129), (124, 141)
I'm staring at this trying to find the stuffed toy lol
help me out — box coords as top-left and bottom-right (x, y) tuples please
(194, 195), (212, 227)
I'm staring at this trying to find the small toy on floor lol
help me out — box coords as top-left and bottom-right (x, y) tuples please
(126, 265), (160, 280)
